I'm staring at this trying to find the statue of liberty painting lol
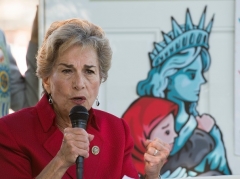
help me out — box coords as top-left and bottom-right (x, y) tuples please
(122, 7), (232, 178)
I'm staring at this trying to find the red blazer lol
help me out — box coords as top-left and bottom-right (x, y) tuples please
(0, 95), (139, 179)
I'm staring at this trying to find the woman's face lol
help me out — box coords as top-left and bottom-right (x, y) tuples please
(167, 55), (205, 102)
(43, 45), (101, 118)
(150, 113), (177, 149)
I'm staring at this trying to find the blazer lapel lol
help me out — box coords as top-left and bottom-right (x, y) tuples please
(43, 129), (62, 157)
(40, 102), (105, 179)
(84, 126), (104, 179)
(42, 126), (105, 179)
(43, 129), (76, 179)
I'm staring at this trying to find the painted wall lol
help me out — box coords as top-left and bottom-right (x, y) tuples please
(40, 0), (240, 177)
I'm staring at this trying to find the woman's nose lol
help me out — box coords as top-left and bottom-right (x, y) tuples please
(196, 72), (206, 86)
(72, 74), (85, 90)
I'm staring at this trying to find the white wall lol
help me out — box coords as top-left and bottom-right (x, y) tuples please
(40, 0), (240, 175)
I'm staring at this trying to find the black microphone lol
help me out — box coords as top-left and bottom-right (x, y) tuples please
(69, 105), (89, 179)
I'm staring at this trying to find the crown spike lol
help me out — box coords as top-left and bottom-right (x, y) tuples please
(205, 14), (214, 33)
(171, 17), (183, 38)
(150, 7), (213, 67)
(149, 53), (155, 60)
(154, 42), (163, 52)
(198, 6), (207, 29)
(159, 42), (166, 48)
(185, 8), (194, 31)
(162, 31), (172, 44)
(153, 49), (158, 55)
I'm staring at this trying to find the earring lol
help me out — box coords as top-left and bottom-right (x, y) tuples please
(96, 97), (100, 106)
(48, 94), (53, 104)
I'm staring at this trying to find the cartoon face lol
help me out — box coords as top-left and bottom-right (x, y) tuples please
(167, 55), (206, 102)
(150, 113), (177, 149)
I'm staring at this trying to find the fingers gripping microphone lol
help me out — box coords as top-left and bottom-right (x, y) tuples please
(69, 105), (89, 179)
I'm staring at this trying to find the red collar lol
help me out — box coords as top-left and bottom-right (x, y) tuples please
(36, 94), (100, 132)
(87, 108), (100, 131)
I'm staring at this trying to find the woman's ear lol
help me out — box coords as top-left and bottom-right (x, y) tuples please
(42, 77), (50, 94)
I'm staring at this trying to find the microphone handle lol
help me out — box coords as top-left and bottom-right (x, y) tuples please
(76, 156), (84, 179)
(72, 120), (87, 179)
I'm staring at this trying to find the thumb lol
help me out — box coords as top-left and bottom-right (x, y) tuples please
(143, 139), (152, 148)
(88, 134), (94, 141)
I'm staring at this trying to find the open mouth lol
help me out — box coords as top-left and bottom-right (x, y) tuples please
(71, 96), (86, 104)
(73, 97), (84, 100)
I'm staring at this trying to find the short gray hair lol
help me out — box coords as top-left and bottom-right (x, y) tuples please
(36, 18), (112, 93)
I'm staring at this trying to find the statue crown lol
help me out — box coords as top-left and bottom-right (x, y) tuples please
(149, 7), (214, 67)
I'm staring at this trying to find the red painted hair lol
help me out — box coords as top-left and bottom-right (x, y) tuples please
(122, 97), (178, 175)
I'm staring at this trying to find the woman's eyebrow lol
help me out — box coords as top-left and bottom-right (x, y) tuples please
(84, 65), (97, 68)
(184, 69), (197, 72)
(162, 123), (169, 129)
(58, 63), (97, 69)
(58, 63), (74, 68)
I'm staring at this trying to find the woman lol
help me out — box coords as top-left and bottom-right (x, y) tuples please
(0, 19), (169, 178)
(123, 97), (178, 178)
(123, 92), (220, 178)
(125, 8), (231, 177)
(137, 46), (231, 176)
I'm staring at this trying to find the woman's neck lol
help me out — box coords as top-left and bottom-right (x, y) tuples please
(166, 95), (190, 132)
(54, 109), (72, 133)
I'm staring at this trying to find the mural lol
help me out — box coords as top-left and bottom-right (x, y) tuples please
(122, 7), (232, 178)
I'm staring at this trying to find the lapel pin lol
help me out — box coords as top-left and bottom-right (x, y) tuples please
(91, 145), (100, 155)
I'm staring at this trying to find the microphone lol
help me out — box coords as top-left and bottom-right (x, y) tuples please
(69, 105), (89, 179)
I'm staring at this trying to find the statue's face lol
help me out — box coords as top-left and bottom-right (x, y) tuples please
(167, 55), (206, 102)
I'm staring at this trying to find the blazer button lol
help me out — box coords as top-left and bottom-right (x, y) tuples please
(92, 146), (100, 155)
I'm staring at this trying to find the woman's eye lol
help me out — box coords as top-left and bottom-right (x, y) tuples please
(165, 130), (170, 135)
(190, 73), (196, 79)
(186, 70), (196, 80)
(186, 72), (196, 80)
(62, 69), (72, 73)
(86, 69), (94, 74)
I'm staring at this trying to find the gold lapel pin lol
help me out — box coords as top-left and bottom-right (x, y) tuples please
(91, 146), (100, 155)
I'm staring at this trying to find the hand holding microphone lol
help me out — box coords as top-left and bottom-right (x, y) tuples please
(56, 105), (93, 179)
(69, 105), (91, 179)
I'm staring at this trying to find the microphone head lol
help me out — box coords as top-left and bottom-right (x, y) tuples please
(69, 105), (89, 129)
